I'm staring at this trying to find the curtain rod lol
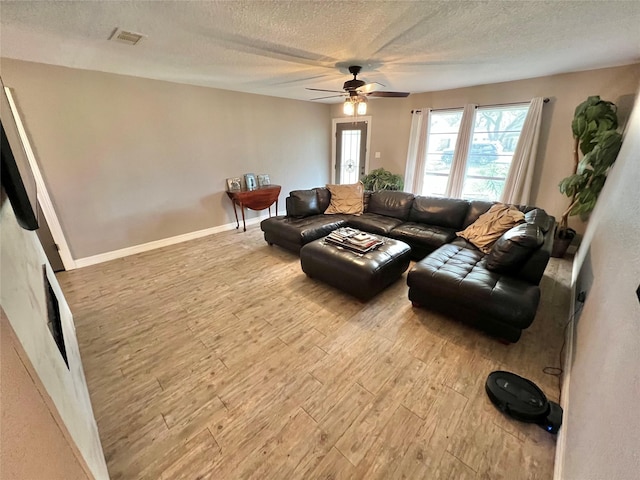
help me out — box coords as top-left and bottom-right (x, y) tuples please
(411, 97), (549, 114)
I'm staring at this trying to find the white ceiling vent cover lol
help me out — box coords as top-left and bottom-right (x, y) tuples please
(109, 28), (145, 45)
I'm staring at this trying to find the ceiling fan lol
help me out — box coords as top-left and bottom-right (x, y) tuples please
(306, 65), (410, 115)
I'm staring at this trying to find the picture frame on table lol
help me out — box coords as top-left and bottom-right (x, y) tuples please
(244, 173), (257, 190)
(257, 174), (271, 187)
(226, 177), (243, 192)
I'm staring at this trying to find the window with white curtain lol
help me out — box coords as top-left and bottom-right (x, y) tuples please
(422, 104), (530, 201)
(423, 109), (463, 197)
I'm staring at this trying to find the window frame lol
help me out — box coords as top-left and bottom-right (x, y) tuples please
(421, 103), (530, 201)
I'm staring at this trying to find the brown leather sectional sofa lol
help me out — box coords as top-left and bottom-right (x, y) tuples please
(260, 187), (555, 342)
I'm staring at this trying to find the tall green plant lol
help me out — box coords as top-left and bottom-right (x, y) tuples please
(558, 96), (623, 231)
(361, 168), (404, 191)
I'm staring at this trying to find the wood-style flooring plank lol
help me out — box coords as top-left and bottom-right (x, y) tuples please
(56, 225), (571, 479)
(434, 451), (477, 480)
(300, 446), (356, 480)
(334, 354), (427, 466)
(352, 405), (425, 479)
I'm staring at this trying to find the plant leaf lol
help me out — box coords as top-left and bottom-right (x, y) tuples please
(577, 153), (593, 174)
(572, 116), (587, 137)
(562, 95), (619, 217)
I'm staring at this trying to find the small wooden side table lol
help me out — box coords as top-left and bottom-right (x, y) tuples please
(226, 185), (281, 232)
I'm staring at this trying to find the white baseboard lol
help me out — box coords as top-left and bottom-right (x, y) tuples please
(553, 288), (577, 479)
(72, 215), (268, 269)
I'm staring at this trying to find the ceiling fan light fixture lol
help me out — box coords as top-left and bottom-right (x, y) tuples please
(357, 97), (367, 115)
(343, 98), (355, 116)
(343, 95), (367, 116)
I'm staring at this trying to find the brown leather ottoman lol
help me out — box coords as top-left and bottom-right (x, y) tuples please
(300, 236), (411, 300)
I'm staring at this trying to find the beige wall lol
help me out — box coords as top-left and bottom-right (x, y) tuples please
(0, 197), (108, 479)
(332, 64), (640, 233)
(559, 83), (640, 479)
(0, 59), (332, 259)
(1, 312), (90, 480)
(2, 59), (636, 259)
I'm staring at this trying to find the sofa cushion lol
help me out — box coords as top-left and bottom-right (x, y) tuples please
(449, 236), (477, 250)
(367, 191), (415, 220)
(347, 213), (404, 235)
(288, 190), (320, 217)
(260, 215), (347, 246)
(390, 222), (457, 251)
(314, 187), (331, 213)
(486, 224), (544, 272)
(457, 204), (525, 253)
(407, 244), (540, 330)
(461, 200), (495, 228)
(409, 196), (469, 229)
(524, 208), (554, 233)
(325, 183), (364, 215)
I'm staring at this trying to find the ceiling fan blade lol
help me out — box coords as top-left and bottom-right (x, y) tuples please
(366, 91), (410, 98)
(309, 94), (346, 101)
(306, 64), (407, 100)
(306, 87), (345, 93)
(359, 82), (386, 93)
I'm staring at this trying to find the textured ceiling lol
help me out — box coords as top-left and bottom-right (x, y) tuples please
(1, 1), (639, 102)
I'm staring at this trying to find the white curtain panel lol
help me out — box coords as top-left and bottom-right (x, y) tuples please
(445, 103), (477, 197)
(500, 97), (545, 204)
(404, 108), (430, 194)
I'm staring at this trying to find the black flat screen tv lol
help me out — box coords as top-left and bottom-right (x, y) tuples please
(0, 76), (38, 230)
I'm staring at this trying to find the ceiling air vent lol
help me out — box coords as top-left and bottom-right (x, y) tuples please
(109, 27), (145, 46)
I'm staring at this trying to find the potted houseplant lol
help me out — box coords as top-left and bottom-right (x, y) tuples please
(361, 168), (404, 191)
(553, 96), (623, 257)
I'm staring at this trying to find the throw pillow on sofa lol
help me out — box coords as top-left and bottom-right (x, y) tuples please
(324, 182), (364, 215)
(524, 208), (554, 233)
(456, 203), (525, 253)
(485, 223), (544, 272)
(289, 190), (320, 217)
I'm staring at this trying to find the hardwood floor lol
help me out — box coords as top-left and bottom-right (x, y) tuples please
(57, 226), (572, 480)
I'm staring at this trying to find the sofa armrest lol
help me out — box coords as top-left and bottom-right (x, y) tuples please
(285, 196), (294, 216)
(514, 216), (555, 285)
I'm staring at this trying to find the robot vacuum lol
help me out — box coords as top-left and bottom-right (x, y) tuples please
(485, 371), (563, 434)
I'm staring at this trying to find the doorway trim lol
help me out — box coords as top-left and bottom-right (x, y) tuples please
(4, 87), (76, 270)
(331, 116), (372, 184)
